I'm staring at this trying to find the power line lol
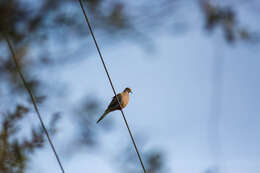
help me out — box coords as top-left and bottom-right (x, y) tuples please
(3, 34), (66, 173)
(77, 0), (147, 172)
(207, 37), (225, 173)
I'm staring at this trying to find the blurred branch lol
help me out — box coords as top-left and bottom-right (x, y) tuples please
(0, 105), (59, 173)
(200, 0), (259, 43)
(118, 143), (166, 173)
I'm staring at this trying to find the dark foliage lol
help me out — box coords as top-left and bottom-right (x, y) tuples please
(0, 105), (59, 172)
(200, 0), (257, 43)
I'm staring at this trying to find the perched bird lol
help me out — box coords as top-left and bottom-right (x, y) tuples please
(97, 87), (132, 123)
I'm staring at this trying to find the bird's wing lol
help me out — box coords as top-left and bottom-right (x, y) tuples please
(107, 93), (122, 110)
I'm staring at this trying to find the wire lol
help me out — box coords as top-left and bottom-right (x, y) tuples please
(208, 37), (225, 173)
(3, 34), (66, 173)
(78, 0), (147, 172)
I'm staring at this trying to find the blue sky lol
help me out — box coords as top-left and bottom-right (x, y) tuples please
(20, 1), (260, 173)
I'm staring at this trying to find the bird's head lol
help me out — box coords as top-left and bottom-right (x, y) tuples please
(124, 87), (132, 93)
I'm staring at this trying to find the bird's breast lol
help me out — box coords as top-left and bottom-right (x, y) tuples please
(121, 93), (129, 108)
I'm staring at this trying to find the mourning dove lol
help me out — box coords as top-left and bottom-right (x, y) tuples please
(97, 87), (132, 123)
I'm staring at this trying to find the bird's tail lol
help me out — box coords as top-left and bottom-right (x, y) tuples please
(97, 109), (110, 123)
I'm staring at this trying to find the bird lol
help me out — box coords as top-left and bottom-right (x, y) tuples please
(97, 87), (132, 123)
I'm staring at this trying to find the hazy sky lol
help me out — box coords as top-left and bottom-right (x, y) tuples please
(23, 1), (260, 173)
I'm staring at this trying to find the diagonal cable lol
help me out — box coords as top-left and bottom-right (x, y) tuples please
(77, 1), (147, 172)
(3, 34), (66, 173)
